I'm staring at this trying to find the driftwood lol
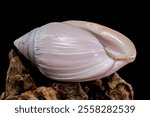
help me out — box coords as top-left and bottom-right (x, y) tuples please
(0, 49), (133, 100)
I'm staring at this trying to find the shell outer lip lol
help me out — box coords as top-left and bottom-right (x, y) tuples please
(63, 20), (137, 63)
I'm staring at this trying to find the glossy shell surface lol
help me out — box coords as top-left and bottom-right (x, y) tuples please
(14, 20), (136, 82)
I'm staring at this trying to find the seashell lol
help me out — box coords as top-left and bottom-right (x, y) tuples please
(14, 20), (136, 82)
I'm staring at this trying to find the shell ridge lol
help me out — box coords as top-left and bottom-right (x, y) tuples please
(34, 27), (43, 68)
(40, 57), (114, 81)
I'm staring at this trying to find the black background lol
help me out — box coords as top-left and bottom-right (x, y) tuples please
(0, 1), (149, 99)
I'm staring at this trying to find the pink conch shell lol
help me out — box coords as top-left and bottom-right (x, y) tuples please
(14, 20), (136, 82)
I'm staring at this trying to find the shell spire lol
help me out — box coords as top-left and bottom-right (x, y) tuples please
(14, 28), (39, 63)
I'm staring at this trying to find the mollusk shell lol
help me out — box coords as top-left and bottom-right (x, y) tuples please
(14, 20), (136, 82)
